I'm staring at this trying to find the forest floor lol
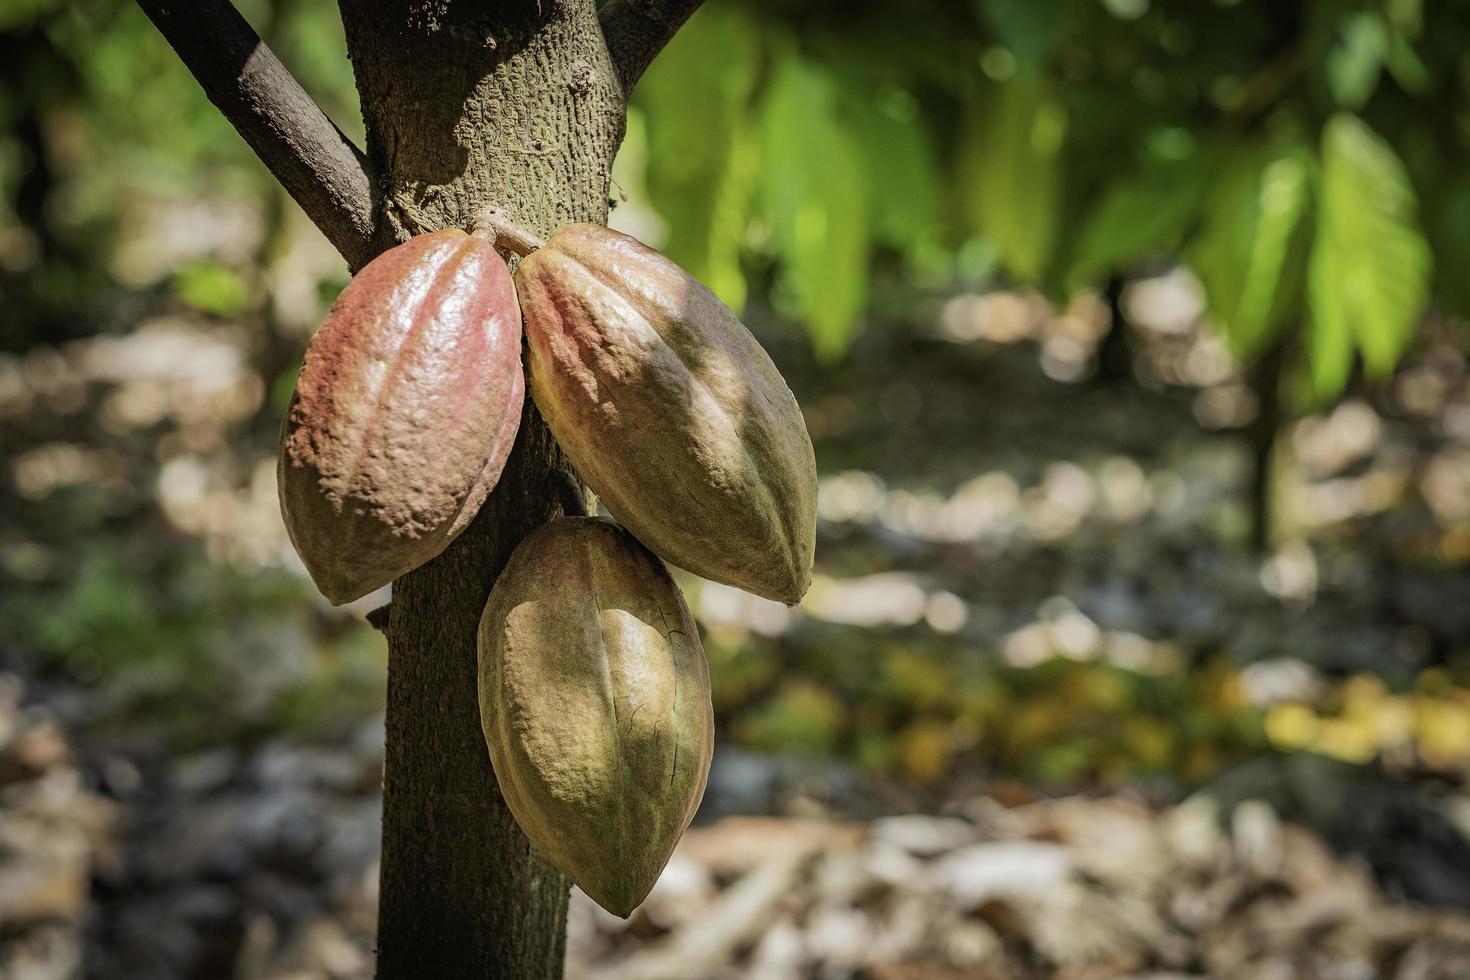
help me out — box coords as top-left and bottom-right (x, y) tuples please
(3, 276), (1470, 978)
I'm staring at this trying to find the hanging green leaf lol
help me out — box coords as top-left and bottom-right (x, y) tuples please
(845, 86), (941, 256)
(977, 0), (1078, 78)
(1307, 114), (1431, 398)
(758, 53), (871, 361)
(1066, 146), (1215, 289)
(1324, 12), (1387, 110)
(1386, 0), (1424, 33)
(1382, 26), (1431, 94)
(634, 3), (761, 310)
(1187, 142), (1312, 360)
(953, 81), (1066, 284)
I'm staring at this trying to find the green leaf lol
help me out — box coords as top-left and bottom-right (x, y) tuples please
(1307, 114), (1430, 398)
(634, 4), (761, 311)
(0, 0), (57, 32)
(954, 82), (1066, 283)
(758, 54), (871, 361)
(977, 0), (1077, 77)
(1187, 143), (1312, 359)
(1325, 12), (1387, 110)
(846, 86), (941, 254)
(1383, 28), (1431, 95)
(1386, 0), (1423, 34)
(1066, 148), (1214, 289)
(173, 261), (249, 317)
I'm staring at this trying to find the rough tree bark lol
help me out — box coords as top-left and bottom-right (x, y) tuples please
(136, 0), (703, 975)
(338, 5), (625, 974)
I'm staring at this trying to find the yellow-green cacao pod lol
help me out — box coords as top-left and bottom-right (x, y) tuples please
(514, 224), (817, 604)
(477, 517), (714, 917)
(278, 229), (524, 605)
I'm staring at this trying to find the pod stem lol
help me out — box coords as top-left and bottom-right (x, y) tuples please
(471, 206), (545, 257)
(553, 463), (591, 519)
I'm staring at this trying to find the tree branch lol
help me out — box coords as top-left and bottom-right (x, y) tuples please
(599, 0), (706, 94)
(135, 0), (380, 270)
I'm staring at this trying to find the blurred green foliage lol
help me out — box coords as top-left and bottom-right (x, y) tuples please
(707, 629), (1272, 789)
(173, 261), (251, 317)
(4, 0), (1465, 400)
(631, 0), (1468, 402)
(4, 543), (387, 743)
(707, 626), (1470, 791)
(0, 0), (357, 347)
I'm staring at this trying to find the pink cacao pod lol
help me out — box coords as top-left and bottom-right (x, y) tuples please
(278, 229), (523, 604)
(478, 517), (714, 917)
(514, 224), (817, 604)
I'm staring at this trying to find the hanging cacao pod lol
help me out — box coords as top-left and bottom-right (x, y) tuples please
(278, 229), (523, 605)
(478, 517), (714, 917)
(514, 224), (817, 605)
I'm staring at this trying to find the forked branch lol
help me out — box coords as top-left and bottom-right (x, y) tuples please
(599, 0), (707, 93)
(135, 0), (379, 269)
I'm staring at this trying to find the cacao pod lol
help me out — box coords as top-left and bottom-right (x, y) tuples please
(514, 224), (817, 605)
(279, 229), (523, 605)
(478, 517), (713, 917)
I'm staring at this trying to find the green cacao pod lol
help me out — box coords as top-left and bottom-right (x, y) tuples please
(514, 224), (817, 605)
(478, 517), (714, 917)
(278, 229), (523, 605)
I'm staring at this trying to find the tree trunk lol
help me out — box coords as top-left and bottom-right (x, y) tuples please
(139, 0), (701, 968)
(1094, 274), (1134, 384)
(335, 3), (626, 976)
(1246, 338), (1288, 553)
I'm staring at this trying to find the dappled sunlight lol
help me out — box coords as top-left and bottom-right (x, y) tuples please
(1263, 672), (1470, 770)
(8, 264), (1468, 808)
(565, 781), (1470, 978)
(6, 0), (1470, 971)
(936, 290), (1111, 384)
(814, 452), (1235, 546)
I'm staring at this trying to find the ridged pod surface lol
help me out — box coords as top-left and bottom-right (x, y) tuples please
(515, 224), (817, 604)
(477, 517), (713, 917)
(278, 229), (523, 604)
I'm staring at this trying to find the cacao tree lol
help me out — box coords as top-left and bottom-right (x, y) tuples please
(134, 0), (704, 976)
